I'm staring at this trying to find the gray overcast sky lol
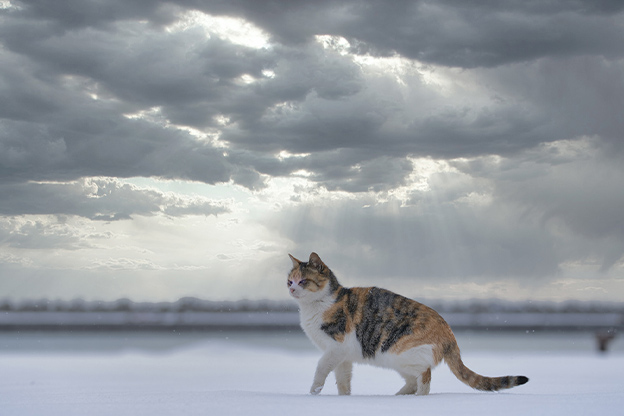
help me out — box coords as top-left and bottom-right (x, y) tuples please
(1, 0), (623, 302)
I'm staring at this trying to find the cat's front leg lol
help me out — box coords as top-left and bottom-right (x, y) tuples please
(334, 361), (353, 395)
(310, 350), (344, 395)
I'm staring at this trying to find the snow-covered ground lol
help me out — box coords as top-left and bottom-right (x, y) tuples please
(1, 330), (622, 416)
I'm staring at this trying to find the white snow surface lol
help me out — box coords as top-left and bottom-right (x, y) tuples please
(1, 331), (622, 416)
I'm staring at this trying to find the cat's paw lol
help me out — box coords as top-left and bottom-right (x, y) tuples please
(310, 385), (323, 395)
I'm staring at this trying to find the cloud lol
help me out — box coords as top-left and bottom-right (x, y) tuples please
(84, 257), (166, 271)
(0, 178), (230, 220)
(465, 139), (624, 272)
(0, 10), (265, 186)
(271, 139), (624, 285)
(3, 1), (623, 193)
(273, 186), (561, 283)
(185, 0), (624, 67)
(0, 217), (87, 250)
(1, 1), (623, 302)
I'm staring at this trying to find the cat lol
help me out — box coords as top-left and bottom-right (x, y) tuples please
(287, 252), (529, 396)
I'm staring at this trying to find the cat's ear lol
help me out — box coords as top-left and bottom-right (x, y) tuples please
(309, 252), (326, 271)
(289, 254), (301, 268)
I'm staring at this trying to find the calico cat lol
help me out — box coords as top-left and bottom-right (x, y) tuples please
(287, 252), (529, 396)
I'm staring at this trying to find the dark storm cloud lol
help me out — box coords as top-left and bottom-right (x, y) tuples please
(1, 5), (271, 187)
(1, 3), (370, 190)
(3, 0), (624, 190)
(12, 0), (624, 66)
(1, 0), (623, 220)
(0, 28), (238, 185)
(490, 57), (624, 149)
(188, 0), (624, 67)
(0, 116), (233, 184)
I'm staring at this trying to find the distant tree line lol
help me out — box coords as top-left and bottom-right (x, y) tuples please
(1, 297), (622, 314)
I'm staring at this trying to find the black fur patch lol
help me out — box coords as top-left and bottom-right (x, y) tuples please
(327, 271), (341, 293)
(335, 287), (350, 302)
(380, 321), (412, 353)
(321, 308), (347, 340)
(356, 288), (400, 358)
(346, 290), (359, 318)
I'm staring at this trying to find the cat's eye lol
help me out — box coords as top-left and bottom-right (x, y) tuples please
(299, 279), (307, 286)
(287, 280), (293, 286)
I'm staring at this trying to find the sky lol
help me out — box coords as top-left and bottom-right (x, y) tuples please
(1, 0), (623, 303)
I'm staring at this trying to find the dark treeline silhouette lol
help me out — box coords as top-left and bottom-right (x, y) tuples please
(2, 297), (623, 314)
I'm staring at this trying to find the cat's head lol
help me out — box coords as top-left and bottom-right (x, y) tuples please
(287, 252), (338, 302)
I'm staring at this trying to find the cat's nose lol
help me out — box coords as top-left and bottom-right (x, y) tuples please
(290, 287), (296, 293)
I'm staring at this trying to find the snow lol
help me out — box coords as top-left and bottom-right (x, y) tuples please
(0, 311), (301, 329)
(1, 330), (622, 416)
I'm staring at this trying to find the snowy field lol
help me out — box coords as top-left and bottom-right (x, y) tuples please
(1, 330), (622, 416)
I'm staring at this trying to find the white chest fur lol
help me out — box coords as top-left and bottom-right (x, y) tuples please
(297, 299), (335, 351)
(297, 298), (363, 363)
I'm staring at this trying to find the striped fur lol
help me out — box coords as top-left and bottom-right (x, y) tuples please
(288, 252), (529, 396)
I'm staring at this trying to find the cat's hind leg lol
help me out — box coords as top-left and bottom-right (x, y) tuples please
(416, 368), (431, 396)
(396, 373), (418, 395)
(396, 367), (432, 396)
(334, 361), (352, 395)
(394, 344), (435, 396)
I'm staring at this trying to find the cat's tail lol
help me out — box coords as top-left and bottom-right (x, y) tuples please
(443, 341), (529, 391)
